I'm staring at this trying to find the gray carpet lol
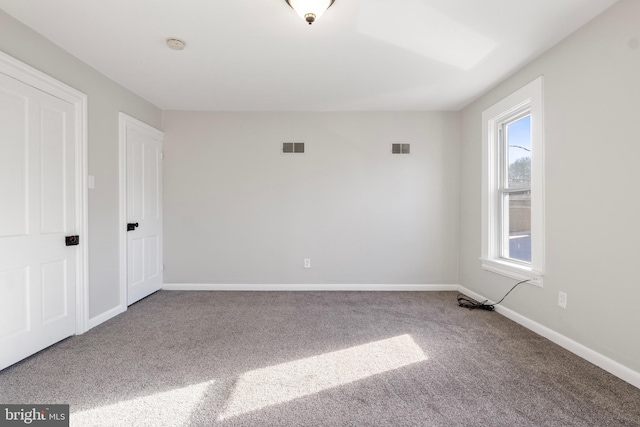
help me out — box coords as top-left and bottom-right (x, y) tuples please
(0, 291), (639, 426)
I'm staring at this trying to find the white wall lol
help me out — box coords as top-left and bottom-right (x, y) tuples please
(0, 11), (163, 321)
(163, 111), (459, 286)
(459, 0), (640, 373)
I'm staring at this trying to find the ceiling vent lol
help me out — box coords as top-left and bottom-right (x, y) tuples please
(283, 142), (305, 154)
(392, 143), (410, 154)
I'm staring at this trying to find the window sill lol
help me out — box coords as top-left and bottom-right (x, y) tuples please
(480, 257), (543, 287)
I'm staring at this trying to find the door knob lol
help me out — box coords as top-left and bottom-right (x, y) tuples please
(127, 223), (139, 231)
(65, 235), (80, 246)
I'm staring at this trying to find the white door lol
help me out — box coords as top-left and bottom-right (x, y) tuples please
(124, 117), (163, 305)
(0, 73), (77, 370)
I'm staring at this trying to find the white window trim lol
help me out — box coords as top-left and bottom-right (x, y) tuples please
(481, 76), (545, 286)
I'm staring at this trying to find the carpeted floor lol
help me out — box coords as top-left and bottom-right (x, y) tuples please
(0, 291), (639, 426)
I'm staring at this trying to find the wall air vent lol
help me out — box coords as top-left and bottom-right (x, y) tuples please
(283, 142), (305, 154)
(392, 143), (410, 154)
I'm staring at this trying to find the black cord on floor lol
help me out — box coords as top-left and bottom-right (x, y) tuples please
(457, 279), (530, 311)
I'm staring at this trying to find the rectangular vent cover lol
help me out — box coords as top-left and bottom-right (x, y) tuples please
(283, 142), (305, 154)
(392, 143), (410, 154)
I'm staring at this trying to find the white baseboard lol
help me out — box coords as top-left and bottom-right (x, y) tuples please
(162, 283), (459, 292)
(87, 304), (126, 330)
(457, 285), (640, 390)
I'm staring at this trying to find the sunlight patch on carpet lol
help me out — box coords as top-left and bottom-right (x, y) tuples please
(219, 334), (426, 420)
(71, 380), (215, 427)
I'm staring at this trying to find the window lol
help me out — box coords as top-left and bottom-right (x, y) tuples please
(481, 77), (544, 285)
(500, 112), (531, 263)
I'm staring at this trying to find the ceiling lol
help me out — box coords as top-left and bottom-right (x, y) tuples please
(0, 0), (618, 111)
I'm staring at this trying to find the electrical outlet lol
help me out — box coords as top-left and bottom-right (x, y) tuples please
(558, 291), (567, 309)
(304, 259), (311, 269)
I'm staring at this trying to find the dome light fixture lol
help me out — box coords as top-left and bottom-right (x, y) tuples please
(166, 38), (186, 50)
(285, 0), (335, 25)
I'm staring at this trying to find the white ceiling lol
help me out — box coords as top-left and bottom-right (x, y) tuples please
(0, 0), (618, 111)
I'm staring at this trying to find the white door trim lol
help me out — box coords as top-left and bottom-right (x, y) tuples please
(0, 50), (89, 334)
(118, 113), (164, 311)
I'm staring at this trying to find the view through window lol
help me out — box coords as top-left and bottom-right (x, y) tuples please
(502, 114), (531, 263)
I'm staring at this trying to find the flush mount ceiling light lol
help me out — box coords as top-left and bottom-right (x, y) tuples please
(166, 38), (186, 50)
(286, 0), (335, 25)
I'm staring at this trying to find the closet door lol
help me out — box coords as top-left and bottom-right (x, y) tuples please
(123, 116), (163, 305)
(0, 72), (77, 370)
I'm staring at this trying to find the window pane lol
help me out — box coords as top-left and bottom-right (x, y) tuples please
(502, 191), (531, 262)
(506, 115), (531, 188)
